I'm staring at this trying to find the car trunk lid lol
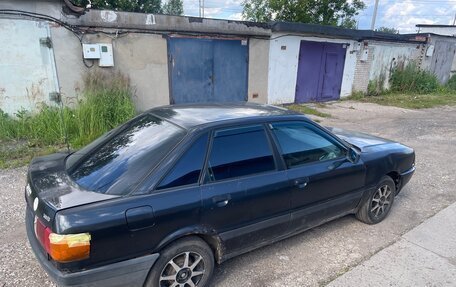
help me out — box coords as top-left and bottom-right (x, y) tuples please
(26, 152), (119, 228)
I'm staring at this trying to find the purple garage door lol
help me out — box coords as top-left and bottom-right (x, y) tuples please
(295, 41), (346, 103)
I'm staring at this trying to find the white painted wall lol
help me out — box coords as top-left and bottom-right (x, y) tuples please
(268, 34), (357, 104)
(368, 41), (423, 90)
(418, 26), (456, 37)
(0, 19), (59, 115)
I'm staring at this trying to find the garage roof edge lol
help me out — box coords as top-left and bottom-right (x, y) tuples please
(270, 22), (427, 43)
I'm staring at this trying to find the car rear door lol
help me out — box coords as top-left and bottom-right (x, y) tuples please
(269, 121), (366, 232)
(200, 124), (291, 256)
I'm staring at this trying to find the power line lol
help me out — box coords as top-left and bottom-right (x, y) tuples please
(358, 13), (455, 17)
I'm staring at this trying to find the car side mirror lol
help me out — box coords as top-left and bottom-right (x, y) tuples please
(347, 147), (360, 163)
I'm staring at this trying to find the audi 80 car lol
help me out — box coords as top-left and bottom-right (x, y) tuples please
(25, 103), (415, 287)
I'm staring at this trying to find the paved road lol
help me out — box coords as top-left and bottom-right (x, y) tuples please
(329, 201), (456, 287)
(0, 102), (455, 286)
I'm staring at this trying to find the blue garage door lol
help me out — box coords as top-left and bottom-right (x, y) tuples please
(168, 37), (248, 104)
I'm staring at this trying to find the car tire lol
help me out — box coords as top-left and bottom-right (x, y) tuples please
(356, 176), (396, 224)
(144, 236), (215, 287)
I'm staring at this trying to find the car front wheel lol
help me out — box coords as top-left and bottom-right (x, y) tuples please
(356, 176), (396, 224)
(145, 236), (215, 287)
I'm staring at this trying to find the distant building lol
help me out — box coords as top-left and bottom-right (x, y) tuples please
(417, 24), (456, 37)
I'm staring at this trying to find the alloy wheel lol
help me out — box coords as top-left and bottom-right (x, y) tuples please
(159, 251), (205, 287)
(370, 184), (392, 218)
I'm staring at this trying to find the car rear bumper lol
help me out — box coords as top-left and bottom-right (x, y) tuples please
(26, 208), (159, 287)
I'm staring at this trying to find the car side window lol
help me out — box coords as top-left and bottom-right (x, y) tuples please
(157, 133), (209, 190)
(270, 122), (345, 168)
(206, 125), (275, 182)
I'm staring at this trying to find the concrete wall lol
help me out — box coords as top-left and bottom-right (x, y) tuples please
(247, 39), (269, 104)
(0, 1), (270, 37)
(368, 41), (423, 90)
(267, 34), (357, 104)
(50, 27), (170, 111)
(0, 18), (59, 115)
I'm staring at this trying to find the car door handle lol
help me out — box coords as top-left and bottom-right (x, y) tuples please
(294, 178), (309, 189)
(212, 194), (231, 207)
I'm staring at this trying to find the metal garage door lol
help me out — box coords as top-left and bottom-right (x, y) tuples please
(168, 37), (248, 104)
(295, 41), (346, 103)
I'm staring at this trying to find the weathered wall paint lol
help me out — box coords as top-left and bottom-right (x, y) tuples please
(367, 41), (423, 90)
(50, 27), (170, 111)
(429, 40), (455, 83)
(420, 36), (456, 83)
(248, 39), (269, 104)
(268, 34), (357, 104)
(0, 19), (59, 115)
(0, 0), (271, 37)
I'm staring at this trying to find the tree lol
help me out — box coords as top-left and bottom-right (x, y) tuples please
(162, 0), (184, 16)
(376, 27), (399, 34)
(72, 0), (162, 14)
(242, 0), (365, 28)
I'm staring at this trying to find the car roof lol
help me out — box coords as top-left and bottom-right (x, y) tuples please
(148, 102), (301, 129)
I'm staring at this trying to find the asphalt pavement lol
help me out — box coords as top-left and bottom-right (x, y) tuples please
(328, 201), (456, 286)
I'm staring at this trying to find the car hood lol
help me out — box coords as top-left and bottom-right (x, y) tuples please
(326, 127), (396, 150)
(27, 153), (119, 222)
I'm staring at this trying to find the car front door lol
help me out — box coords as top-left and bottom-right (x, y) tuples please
(200, 124), (291, 256)
(269, 121), (366, 232)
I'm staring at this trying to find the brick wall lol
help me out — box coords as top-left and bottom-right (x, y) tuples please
(352, 46), (373, 93)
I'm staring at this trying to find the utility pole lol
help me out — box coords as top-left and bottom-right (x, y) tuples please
(453, 12), (456, 25)
(371, 0), (379, 30)
(198, 0), (205, 17)
(202, 0), (205, 18)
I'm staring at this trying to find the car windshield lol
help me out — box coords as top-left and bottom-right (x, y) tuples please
(67, 114), (186, 195)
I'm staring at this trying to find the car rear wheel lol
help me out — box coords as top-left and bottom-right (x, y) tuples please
(145, 236), (215, 287)
(356, 176), (396, 224)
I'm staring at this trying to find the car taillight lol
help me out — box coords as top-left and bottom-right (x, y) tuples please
(34, 217), (91, 262)
(34, 217), (51, 252)
(48, 233), (91, 262)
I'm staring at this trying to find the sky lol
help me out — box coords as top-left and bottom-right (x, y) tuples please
(177, 0), (456, 33)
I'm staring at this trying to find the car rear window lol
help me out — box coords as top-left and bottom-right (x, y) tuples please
(67, 114), (185, 195)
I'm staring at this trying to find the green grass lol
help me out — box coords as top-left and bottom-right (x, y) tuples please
(390, 64), (440, 94)
(0, 70), (136, 169)
(347, 63), (456, 109)
(345, 92), (456, 109)
(0, 140), (63, 169)
(285, 104), (331, 118)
